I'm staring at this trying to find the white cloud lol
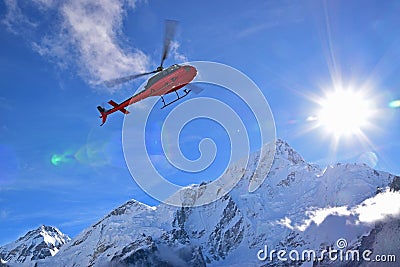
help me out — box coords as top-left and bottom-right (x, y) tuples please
(294, 206), (351, 231)
(277, 217), (294, 230)
(60, 0), (149, 85)
(353, 189), (400, 224)
(279, 188), (400, 231)
(4, 0), (150, 90)
(170, 41), (188, 63)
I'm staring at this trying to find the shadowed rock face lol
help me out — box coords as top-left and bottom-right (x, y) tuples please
(319, 217), (400, 267)
(390, 175), (400, 192)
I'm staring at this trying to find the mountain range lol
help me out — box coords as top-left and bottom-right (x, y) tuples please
(1, 139), (399, 266)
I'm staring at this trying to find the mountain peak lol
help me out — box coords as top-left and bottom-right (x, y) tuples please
(273, 139), (306, 166)
(268, 139), (308, 171)
(0, 225), (70, 263)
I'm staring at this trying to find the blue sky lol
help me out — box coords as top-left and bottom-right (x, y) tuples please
(1, 0), (400, 244)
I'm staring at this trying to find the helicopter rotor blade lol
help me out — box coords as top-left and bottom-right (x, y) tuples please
(104, 20), (178, 88)
(160, 20), (178, 69)
(104, 70), (159, 88)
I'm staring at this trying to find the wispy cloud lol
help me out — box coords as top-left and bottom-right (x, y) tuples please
(32, 0), (57, 10)
(0, 210), (8, 219)
(234, 1), (304, 40)
(170, 41), (188, 63)
(237, 22), (277, 39)
(3, 0), (150, 89)
(2, 0), (37, 34)
(0, 97), (12, 111)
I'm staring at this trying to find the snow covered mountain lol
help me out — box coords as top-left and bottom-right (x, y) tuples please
(3, 139), (400, 266)
(0, 225), (70, 265)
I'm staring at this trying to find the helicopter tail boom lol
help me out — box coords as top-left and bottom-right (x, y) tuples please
(108, 100), (130, 114)
(97, 99), (132, 125)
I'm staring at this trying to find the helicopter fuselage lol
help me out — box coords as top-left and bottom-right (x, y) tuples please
(98, 64), (197, 125)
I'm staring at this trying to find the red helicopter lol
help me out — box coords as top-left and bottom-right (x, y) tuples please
(97, 20), (198, 126)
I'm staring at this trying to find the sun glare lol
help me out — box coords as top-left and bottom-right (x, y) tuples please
(317, 88), (374, 137)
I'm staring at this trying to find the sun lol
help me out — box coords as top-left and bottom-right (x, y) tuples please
(316, 88), (374, 138)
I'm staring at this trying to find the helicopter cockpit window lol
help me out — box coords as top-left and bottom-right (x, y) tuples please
(166, 65), (177, 73)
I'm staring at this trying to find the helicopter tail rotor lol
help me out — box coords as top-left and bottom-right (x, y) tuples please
(97, 106), (108, 126)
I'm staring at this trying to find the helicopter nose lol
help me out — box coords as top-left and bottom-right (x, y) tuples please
(184, 65), (197, 77)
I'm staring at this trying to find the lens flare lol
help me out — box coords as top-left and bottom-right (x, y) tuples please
(50, 132), (124, 169)
(358, 151), (378, 168)
(389, 99), (400, 108)
(74, 142), (109, 167)
(51, 152), (73, 166)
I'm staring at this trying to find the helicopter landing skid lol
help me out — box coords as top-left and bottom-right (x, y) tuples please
(160, 89), (191, 109)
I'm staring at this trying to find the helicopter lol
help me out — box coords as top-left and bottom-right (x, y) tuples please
(97, 20), (197, 126)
